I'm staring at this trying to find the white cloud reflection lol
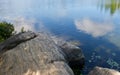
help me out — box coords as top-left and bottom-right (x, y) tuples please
(12, 17), (36, 32)
(75, 18), (114, 37)
(1, 16), (43, 33)
(107, 33), (120, 49)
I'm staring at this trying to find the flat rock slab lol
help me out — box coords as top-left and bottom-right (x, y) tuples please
(0, 32), (84, 75)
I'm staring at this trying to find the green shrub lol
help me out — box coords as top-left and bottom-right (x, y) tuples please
(21, 27), (25, 33)
(0, 22), (14, 42)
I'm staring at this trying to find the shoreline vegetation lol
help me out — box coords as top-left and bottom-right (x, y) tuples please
(0, 22), (27, 42)
(0, 22), (14, 42)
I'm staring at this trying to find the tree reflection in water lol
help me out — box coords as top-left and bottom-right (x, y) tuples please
(100, 0), (120, 15)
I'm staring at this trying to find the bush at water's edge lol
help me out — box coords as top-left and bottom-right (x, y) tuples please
(0, 22), (14, 42)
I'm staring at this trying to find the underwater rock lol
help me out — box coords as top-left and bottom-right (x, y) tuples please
(0, 32), (84, 75)
(88, 66), (120, 75)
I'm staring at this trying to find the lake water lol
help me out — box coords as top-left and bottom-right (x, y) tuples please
(0, 0), (120, 74)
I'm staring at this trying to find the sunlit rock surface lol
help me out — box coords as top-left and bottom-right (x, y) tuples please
(0, 32), (84, 75)
(88, 66), (120, 75)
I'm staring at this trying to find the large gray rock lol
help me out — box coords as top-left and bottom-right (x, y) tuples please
(52, 36), (84, 70)
(0, 32), (84, 75)
(88, 66), (120, 75)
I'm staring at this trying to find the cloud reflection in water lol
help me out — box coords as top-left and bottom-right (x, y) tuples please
(1, 16), (43, 33)
(75, 18), (114, 37)
(13, 17), (36, 32)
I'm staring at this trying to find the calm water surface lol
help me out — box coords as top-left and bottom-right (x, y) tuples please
(0, 0), (120, 74)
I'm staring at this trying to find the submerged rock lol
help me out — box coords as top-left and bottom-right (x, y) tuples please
(88, 66), (120, 75)
(0, 31), (84, 75)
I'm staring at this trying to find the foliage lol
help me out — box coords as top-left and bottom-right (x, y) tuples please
(21, 27), (26, 33)
(0, 22), (14, 42)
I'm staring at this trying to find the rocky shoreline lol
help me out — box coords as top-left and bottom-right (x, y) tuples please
(0, 31), (119, 75)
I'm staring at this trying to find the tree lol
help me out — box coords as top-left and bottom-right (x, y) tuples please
(0, 22), (14, 42)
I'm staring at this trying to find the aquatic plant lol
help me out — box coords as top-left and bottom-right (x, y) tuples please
(107, 58), (120, 69)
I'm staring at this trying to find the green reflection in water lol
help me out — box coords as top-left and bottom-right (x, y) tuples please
(100, 0), (120, 15)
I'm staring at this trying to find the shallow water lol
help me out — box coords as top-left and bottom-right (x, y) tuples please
(0, 0), (120, 74)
